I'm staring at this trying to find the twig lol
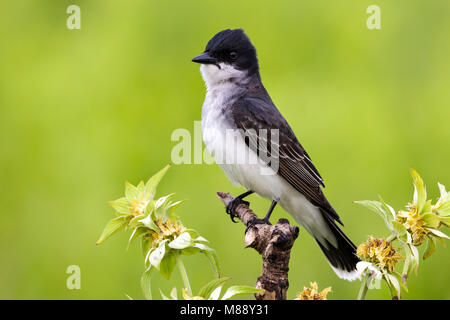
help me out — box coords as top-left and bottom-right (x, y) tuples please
(217, 192), (299, 300)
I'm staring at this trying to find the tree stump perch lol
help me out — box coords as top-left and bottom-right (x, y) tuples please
(217, 192), (299, 300)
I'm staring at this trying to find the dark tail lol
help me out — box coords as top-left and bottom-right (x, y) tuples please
(315, 209), (360, 281)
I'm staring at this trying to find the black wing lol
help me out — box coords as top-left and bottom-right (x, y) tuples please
(230, 94), (343, 224)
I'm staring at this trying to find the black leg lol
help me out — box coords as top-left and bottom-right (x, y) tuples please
(244, 200), (278, 233)
(263, 200), (278, 223)
(226, 190), (254, 222)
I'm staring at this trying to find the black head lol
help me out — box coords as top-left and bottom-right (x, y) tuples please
(192, 29), (259, 75)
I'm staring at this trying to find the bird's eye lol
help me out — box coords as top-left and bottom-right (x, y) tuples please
(229, 51), (238, 60)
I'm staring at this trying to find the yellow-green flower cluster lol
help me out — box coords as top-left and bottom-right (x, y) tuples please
(295, 282), (331, 300)
(147, 218), (186, 249)
(355, 168), (450, 299)
(97, 165), (220, 299)
(357, 237), (402, 273)
(396, 205), (429, 246)
(394, 170), (450, 249)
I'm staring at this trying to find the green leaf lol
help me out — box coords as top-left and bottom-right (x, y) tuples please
(129, 214), (145, 228)
(144, 200), (155, 216)
(137, 181), (145, 192)
(392, 271), (408, 291)
(426, 228), (450, 239)
(422, 213), (441, 229)
(154, 194), (177, 220)
(410, 244), (420, 274)
(176, 256), (193, 296)
(149, 240), (167, 269)
(159, 289), (170, 300)
(109, 197), (130, 215)
(159, 250), (177, 280)
(170, 287), (178, 300)
(166, 200), (186, 214)
(96, 216), (126, 245)
(391, 220), (407, 239)
(195, 243), (215, 251)
(141, 237), (153, 257)
(385, 273), (401, 298)
(144, 248), (155, 267)
(145, 164), (171, 199)
(399, 241), (419, 277)
(435, 236), (446, 246)
(125, 182), (140, 202)
(169, 232), (193, 250)
(139, 214), (158, 232)
(354, 200), (393, 230)
(423, 236), (436, 260)
(209, 286), (223, 300)
(141, 266), (153, 300)
(379, 197), (397, 220)
(422, 200), (432, 214)
(411, 168), (427, 213)
(184, 229), (200, 239)
(124, 293), (134, 300)
(203, 249), (221, 278)
(438, 183), (448, 200)
(155, 193), (176, 209)
(221, 286), (264, 300)
(405, 230), (412, 244)
(356, 261), (371, 275)
(180, 246), (201, 256)
(197, 277), (231, 299)
(437, 201), (450, 217)
(400, 242), (412, 278)
(127, 227), (147, 250)
(440, 216), (450, 227)
(194, 236), (209, 243)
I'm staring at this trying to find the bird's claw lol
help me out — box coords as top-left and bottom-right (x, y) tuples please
(226, 198), (250, 223)
(244, 218), (270, 234)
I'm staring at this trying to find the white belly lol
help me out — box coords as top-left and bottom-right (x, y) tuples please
(200, 83), (333, 247)
(202, 111), (333, 247)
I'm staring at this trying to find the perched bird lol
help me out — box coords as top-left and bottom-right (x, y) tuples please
(192, 28), (359, 280)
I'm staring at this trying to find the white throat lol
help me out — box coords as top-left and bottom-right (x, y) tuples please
(200, 63), (247, 90)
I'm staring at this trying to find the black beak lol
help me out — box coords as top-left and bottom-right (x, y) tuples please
(191, 52), (217, 64)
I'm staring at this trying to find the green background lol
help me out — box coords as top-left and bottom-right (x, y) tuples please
(1, 0), (449, 300)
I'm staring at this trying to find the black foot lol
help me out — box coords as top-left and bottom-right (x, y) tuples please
(226, 198), (250, 223)
(262, 216), (271, 224)
(244, 217), (271, 234)
(261, 200), (278, 225)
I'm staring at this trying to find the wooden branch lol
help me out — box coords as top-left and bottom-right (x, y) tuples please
(217, 192), (299, 300)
